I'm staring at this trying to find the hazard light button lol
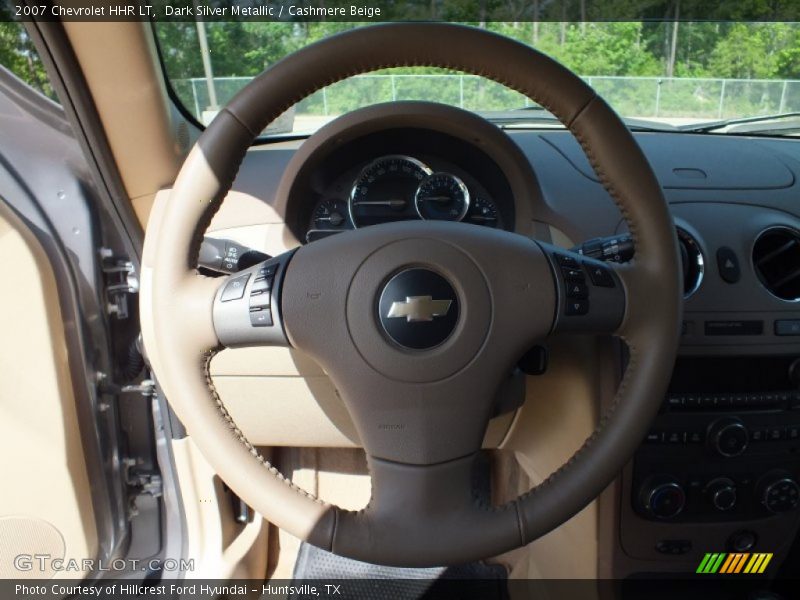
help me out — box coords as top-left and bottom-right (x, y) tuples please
(716, 247), (741, 284)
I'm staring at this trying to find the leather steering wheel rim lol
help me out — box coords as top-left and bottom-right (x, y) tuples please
(140, 23), (682, 567)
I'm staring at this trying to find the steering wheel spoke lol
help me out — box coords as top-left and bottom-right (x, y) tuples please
(543, 244), (628, 336)
(212, 250), (296, 348)
(332, 452), (521, 566)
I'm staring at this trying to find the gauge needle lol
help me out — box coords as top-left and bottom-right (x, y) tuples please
(470, 215), (497, 221)
(417, 196), (453, 203)
(353, 199), (407, 207)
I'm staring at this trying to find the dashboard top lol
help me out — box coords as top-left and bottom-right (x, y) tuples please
(219, 127), (800, 355)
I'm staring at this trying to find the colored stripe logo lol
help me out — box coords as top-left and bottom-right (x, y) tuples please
(696, 553), (773, 574)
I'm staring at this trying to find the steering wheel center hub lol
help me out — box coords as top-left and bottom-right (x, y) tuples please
(346, 235), (491, 383)
(378, 268), (460, 350)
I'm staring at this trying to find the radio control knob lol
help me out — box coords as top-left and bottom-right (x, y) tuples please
(705, 477), (737, 511)
(640, 478), (686, 519)
(761, 477), (800, 513)
(708, 418), (749, 458)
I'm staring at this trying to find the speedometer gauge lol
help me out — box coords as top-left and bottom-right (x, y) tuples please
(414, 173), (470, 222)
(349, 155), (431, 227)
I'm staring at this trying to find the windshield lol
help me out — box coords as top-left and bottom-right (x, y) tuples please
(155, 22), (800, 136)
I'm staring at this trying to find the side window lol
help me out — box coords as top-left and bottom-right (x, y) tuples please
(0, 13), (56, 100)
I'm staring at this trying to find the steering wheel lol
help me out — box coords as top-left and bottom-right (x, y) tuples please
(141, 23), (681, 567)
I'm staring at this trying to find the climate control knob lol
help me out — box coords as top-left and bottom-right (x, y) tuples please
(640, 478), (686, 519)
(705, 477), (737, 511)
(708, 418), (749, 458)
(761, 477), (800, 513)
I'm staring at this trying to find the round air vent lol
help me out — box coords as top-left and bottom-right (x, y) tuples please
(676, 227), (704, 297)
(753, 227), (800, 301)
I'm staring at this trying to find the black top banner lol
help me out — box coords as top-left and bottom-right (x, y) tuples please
(5, 0), (800, 22)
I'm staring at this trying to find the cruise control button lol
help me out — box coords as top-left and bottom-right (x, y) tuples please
(220, 273), (250, 302)
(566, 281), (589, 298)
(586, 264), (615, 287)
(250, 308), (273, 327)
(565, 298), (589, 316)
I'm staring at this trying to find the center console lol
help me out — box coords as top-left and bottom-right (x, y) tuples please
(617, 355), (800, 568)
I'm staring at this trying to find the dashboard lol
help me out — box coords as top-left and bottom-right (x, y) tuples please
(207, 123), (800, 580)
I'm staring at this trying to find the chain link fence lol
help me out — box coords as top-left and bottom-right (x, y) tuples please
(174, 74), (800, 127)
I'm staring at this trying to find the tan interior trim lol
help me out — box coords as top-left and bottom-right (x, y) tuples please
(171, 438), (268, 579)
(61, 22), (185, 226)
(0, 208), (97, 578)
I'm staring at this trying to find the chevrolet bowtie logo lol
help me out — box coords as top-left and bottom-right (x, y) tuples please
(386, 296), (453, 322)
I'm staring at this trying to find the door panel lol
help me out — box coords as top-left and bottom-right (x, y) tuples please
(0, 209), (97, 578)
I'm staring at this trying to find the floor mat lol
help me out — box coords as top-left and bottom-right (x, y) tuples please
(289, 541), (509, 600)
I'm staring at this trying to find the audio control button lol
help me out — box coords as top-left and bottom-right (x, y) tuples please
(708, 418), (749, 457)
(767, 428), (785, 441)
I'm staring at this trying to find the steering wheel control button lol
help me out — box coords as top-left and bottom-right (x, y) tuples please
(220, 273), (250, 302)
(586, 264), (616, 287)
(555, 254), (580, 268)
(250, 308), (273, 327)
(565, 299), (589, 316)
(250, 293), (271, 310)
(247, 262), (279, 326)
(561, 267), (583, 280)
(378, 268), (459, 350)
(716, 246), (741, 284)
(256, 263), (277, 279)
(566, 281), (589, 298)
(251, 277), (272, 294)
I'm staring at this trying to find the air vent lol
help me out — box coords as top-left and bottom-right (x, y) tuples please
(753, 227), (800, 301)
(676, 227), (704, 298)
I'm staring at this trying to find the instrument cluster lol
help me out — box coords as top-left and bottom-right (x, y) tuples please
(306, 154), (503, 243)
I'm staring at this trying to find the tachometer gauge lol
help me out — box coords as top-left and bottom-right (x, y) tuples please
(349, 155), (431, 227)
(414, 173), (470, 222)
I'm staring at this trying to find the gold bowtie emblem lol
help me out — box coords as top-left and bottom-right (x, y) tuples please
(386, 296), (452, 322)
